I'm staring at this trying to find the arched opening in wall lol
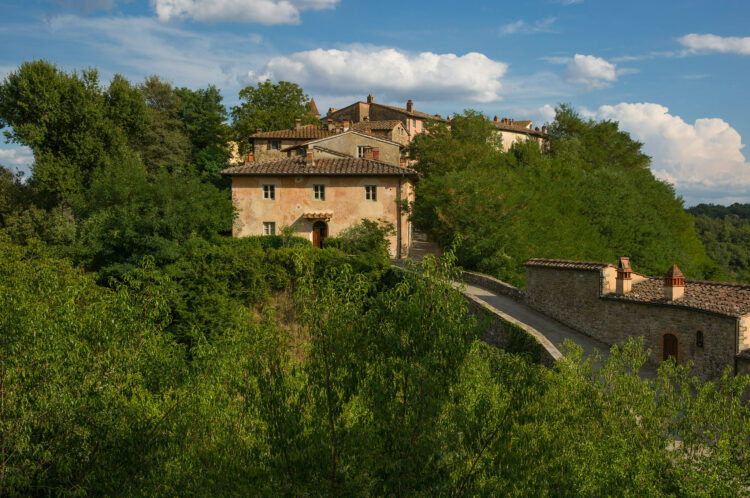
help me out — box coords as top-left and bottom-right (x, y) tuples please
(312, 221), (328, 249)
(663, 333), (679, 362)
(696, 330), (704, 348)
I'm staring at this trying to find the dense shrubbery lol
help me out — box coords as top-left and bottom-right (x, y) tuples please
(689, 203), (750, 283)
(2, 61), (750, 495)
(410, 106), (719, 286)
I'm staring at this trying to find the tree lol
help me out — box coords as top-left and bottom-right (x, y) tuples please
(0, 61), (141, 202)
(132, 76), (191, 173)
(231, 80), (319, 148)
(175, 85), (230, 181)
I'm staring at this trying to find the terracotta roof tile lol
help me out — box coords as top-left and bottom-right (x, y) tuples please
(251, 125), (336, 140)
(302, 212), (332, 220)
(221, 157), (419, 177)
(491, 121), (547, 137)
(524, 258), (614, 271)
(605, 278), (750, 318)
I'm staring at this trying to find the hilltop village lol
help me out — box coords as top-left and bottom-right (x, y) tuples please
(221, 94), (750, 384)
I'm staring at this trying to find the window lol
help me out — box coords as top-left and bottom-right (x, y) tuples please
(696, 330), (704, 348)
(357, 145), (367, 158)
(313, 184), (325, 201)
(263, 184), (275, 200)
(269, 140), (281, 150)
(365, 185), (377, 201)
(263, 222), (276, 235)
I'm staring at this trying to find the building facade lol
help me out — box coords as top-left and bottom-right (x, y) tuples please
(221, 153), (418, 259)
(524, 258), (750, 381)
(282, 130), (404, 166)
(325, 94), (447, 142)
(490, 116), (549, 152)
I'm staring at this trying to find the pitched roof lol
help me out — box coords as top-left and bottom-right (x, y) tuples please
(221, 157), (419, 178)
(605, 278), (750, 318)
(350, 120), (404, 132)
(280, 130), (403, 152)
(491, 121), (547, 137)
(251, 125), (336, 140)
(665, 264), (684, 278)
(372, 102), (449, 122)
(309, 98), (320, 117)
(524, 258), (614, 272)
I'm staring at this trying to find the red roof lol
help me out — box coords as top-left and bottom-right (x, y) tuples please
(221, 157), (419, 178)
(251, 125), (335, 140)
(524, 258), (614, 271)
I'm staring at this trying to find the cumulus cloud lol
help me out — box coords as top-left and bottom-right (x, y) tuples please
(0, 146), (34, 169)
(499, 17), (556, 36)
(563, 54), (617, 88)
(596, 102), (750, 204)
(678, 33), (750, 55)
(152, 0), (339, 24)
(252, 46), (509, 102)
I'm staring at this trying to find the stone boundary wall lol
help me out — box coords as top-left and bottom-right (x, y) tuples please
(464, 292), (562, 367)
(461, 271), (525, 302)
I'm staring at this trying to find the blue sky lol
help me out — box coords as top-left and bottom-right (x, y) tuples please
(1, 0), (749, 205)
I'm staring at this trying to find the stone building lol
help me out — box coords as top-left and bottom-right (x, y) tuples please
(282, 130), (404, 166)
(325, 94), (447, 142)
(221, 151), (418, 258)
(490, 116), (549, 152)
(523, 258), (750, 381)
(248, 121), (337, 162)
(350, 120), (410, 146)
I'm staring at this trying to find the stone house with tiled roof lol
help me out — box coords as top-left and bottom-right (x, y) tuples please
(281, 130), (404, 166)
(490, 116), (549, 152)
(524, 257), (750, 381)
(248, 120), (338, 162)
(325, 94), (447, 142)
(221, 152), (418, 258)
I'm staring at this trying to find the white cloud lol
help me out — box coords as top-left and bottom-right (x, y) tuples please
(563, 54), (617, 88)
(499, 17), (556, 36)
(252, 46), (509, 103)
(595, 102), (750, 204)
(0, 146), (34, 169)
(152, 0), (339, 24)
(678, 33), (750, 55)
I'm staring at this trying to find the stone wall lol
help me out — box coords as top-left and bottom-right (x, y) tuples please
(464, 292), (561, 367)
(525, 266), (739, 381)
(462, 271), (525, 301)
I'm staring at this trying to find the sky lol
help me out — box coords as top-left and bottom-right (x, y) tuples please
(1, 0), (749, 206)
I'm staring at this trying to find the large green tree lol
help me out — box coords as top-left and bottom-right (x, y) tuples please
(231, 80), (319, 147)
(0, 61), (145, 202)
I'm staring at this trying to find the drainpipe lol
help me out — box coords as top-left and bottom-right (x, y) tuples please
(396, 176), (402, 259)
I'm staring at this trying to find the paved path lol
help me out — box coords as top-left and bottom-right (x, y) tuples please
(461, 281), (657, 378)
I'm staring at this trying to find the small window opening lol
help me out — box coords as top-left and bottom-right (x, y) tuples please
(696, 330), (704, 348)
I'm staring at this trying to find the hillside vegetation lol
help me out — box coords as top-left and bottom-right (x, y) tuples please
(688, 203), (750, 283)
(409, 106), (719, 286)
(1, 61), (750, 495)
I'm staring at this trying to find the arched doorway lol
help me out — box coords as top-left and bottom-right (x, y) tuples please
(663, 333), (678, 362)
(312, 221), (328, 248)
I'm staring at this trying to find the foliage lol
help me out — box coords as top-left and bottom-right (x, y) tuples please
(72, 156), (233, 279)
(411, 107), (717, 286)
(231, 80), (319, 151)
(689, 203), (750, 283)
(0, 60), (143, 202)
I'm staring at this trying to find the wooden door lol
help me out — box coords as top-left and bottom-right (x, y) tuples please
(312, 221), (327, 248)
(663, 333), (678, 362)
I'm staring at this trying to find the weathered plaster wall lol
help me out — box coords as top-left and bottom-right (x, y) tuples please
(231, 175), (413, 258)
(525, 266), (739, 381)
(311, 134), (401, 165)
(252, 139), (305, 161)
(496, 130), (548, 152)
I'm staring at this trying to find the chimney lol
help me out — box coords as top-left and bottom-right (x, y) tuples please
(343, 121), (350, 131)
(295, 118), (301, 130)
(541, 126), (547, 134)
(363, 147), (374, 160)
(367, 93), (374, 104)
(535, 126), (540, 132)
(664, 264), (685, 301)
(406, 99), (414, 112)
(616, 257), (633, 295)
(372, 147), (379, 160)
(326, 117), (334, 131)
(256, 127), (262, 134)
(305, 149), (315, 166)
(494, 116), (499, 123)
